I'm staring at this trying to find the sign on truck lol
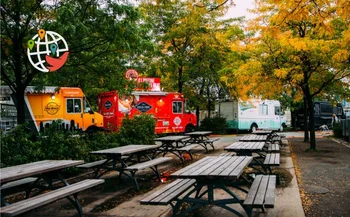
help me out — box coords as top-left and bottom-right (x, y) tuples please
(98, 90), (197, 134)
(216, 99), (287, 132)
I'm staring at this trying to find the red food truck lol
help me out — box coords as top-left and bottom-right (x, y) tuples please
(98, 90), (197, 134)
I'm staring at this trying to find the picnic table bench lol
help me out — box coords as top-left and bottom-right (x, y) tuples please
(88, 144), (171, 190)
(0, 179), (104, 217)
(0, 160), (104, 217)
(141, 156), (276, 217)
(224, 142), (280, 174)
(185, 131), (219, 152)
(154, 136), (194, 164)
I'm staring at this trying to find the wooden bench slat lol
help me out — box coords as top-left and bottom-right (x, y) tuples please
(140, 179), (187, 204)
(254, 175), (269, 206)
(243, 175), (276, 208)
(158, 179), (195, 204)
(177, 144), (198, 151)
(125, 157), (172, 171)
(1, 178), (38, 191)
(76, 159), (108, 169)
(264, 175), (276, 208)
(140, 179), (196, 205)
(243, 175), (262, 205)
(0, 179), (104, 217)
(264, 153), (280, 166)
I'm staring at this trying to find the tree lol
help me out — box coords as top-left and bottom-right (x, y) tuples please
(1, 0), (152, 121)
(139, 0), (237, 126)
(221, 0), (350, 149)
(1, 0), (47, 124)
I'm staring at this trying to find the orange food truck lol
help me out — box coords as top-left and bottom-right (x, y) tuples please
(98, 78), (197, 134)
(22, 86), (104, 133)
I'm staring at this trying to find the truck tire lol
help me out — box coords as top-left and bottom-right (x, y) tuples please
(279, 124), (284, 132)
(250, 124), (258, 133)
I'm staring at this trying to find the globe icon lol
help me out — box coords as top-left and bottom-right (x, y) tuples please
(27, 30), (69, 72)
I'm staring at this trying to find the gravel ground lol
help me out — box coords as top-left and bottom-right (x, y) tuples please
(289, 137), (350, 217)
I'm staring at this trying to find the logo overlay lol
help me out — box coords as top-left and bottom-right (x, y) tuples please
(27, 29), (69, 72)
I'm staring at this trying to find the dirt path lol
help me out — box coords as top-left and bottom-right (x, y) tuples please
(289, 138), (350, 217)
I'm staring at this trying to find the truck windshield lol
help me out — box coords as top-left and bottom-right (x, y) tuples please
(83, 97), (93, 113)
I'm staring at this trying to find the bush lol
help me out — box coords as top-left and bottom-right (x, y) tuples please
(333, 123), (342, 138)
(0, 115), (157, 168)
(0, 124), (41, 167)
(199, 117), (228, 134)
(118, 114), (156, 146)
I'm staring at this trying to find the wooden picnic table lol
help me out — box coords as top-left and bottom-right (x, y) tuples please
(154, 135), (190, 148)
(225, 142), (280, 174)
(239, 135), (268, 142)
(185, 131), (212, 141)
(184, 131), (219, 152)
(89, 144), (160, 178)
(0, 160), (83, 185)
(153, 136), (191, 162)
(0, 160), (84, 206)
(169, 155), (253, 216)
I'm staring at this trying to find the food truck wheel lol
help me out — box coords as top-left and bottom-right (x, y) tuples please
(250, 124), (258, 133)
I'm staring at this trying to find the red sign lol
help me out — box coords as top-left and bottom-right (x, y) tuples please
(136, 77), (161, 91)
(125, 69), (139, 80)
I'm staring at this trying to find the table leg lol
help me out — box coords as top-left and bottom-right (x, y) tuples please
(173, 180), (249, 217)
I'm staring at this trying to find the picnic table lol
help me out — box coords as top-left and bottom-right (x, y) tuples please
(185, 131), (219, 152)
(0, 160), (103, 217)
(171, 156), (253, 216)
(252, 130), (282, 144)
(141, 155), (276, 217)
(153, 136), (191, 164)
(225, 142), (280, 174)
(239, 135), (268, 142)
(88, 144), (171, 190)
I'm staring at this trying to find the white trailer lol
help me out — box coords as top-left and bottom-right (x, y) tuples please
(215, 99), (287, 132)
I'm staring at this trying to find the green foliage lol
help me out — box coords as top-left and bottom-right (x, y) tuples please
(0, 124), (41, 167)
(332, 123), (342, 138)
(118, 114), (156, 146)
(199, 116), (227, 134)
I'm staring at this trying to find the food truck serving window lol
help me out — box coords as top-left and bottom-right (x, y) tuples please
(67, 98), (82, 113)
(173, 101), (183, 114)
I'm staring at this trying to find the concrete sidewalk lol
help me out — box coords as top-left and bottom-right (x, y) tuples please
(105, 140), (305, 217)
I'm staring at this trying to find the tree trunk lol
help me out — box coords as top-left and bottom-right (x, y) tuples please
(178, 66), (183, 93)
(303, 97), (309, 142)
(207, 99), (211, 118)
(196, 106), (200, 127)
(307, 97), (316, 150)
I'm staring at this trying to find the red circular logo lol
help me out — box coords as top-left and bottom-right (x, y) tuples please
(125, 69), (139, 80)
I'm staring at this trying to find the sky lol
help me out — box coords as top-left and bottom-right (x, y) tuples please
(224, 0), (256, 19)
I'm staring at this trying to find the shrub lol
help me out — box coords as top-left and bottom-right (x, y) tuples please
(118, 114), (156, 146)
(0, 124), (41, 167)
(0, 116), (156, 167)
(199, 117), (227, 134)
(333, 123), (342, 138)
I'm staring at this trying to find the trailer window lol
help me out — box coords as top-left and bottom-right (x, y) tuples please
(67, 99), (82, 113)
(259, 104), (268, 115)
(173, 101), (183, 114)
